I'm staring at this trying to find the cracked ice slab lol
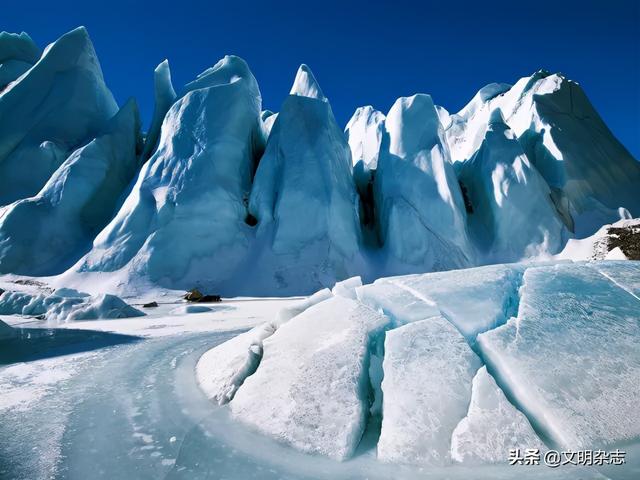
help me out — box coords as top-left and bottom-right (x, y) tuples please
(590, 260), (640, 299)
(477, 262), (640, 450)
(230, 295), (389, 461)
(196, 322), (275, 405)
(356, 278), (440, 324)
(357, 264), (524, 339)
(377, 316), (481, 465)
(450, 366), (544, 464)
(197, 288), (333, 405)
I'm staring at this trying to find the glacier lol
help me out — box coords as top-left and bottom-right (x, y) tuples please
(140, 59), (176, 161)
(374, 94), (473, 272)
(444, 70), (640, 236)
(1, 24), (639, 480)
(76, 55), (264, 291)
(0, 99), (142, 275)
(456, 108), (567, 261)
(247, 65), (363, 293)
(0, 27), (118, 206)
(0, 27), (638, 296)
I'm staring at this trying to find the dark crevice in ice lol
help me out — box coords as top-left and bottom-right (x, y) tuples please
(354, 165), (382, 248)
(352, 322), (390, 458)
(470, 266), (559, 449)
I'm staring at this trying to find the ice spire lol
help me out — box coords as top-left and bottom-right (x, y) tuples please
(289, 64), (326, 101)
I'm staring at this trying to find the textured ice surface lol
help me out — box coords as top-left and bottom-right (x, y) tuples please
(289, 64), (326, 101)
(0, 31), (40, 65)
(0, 100), (141, 275)
(197, 288), (335, 405)
(0, 288), (143, 323)
(196, 322), (276, 405)
(248, 65), (362, 293)
(0, 318), (15, 339)
(377, 317), (481, 465)
(590, 260), (640, 298)
(274, 288), (333, 324)
(445, 71), (640, 233)
(231, 296), (389, 460)
(0, 27), (118, 205)
(345, 106), (385, 169)
(456, 109), (566, 260)
(375, 94), (472, 272)
(450, 366), (543, 464)
(78, 55), (263, 291)
(356, 278), (441, 324)
(358, 263), (524, 339)
(331, 276), (362, 299)
(478, 262), (640, 449)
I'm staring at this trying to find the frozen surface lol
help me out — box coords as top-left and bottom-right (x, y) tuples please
(357, 263), (524, 339)
(231, 296), (389, 460)
(451, 366), (544, 464)
(196, 322), (275, 405)
(0, 27), (118, 205)
(377, 317), (481, 465)
(356, 278), (441, 324)
(0, 318), (14, 339)
(589, 260), (640, 298)
(1, 269), (634, 479)
(274, 288), (333, 324)
(478, 262), (640, 449)
(0, 100), (141, 275)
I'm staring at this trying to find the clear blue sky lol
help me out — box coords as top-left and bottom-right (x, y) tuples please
(3, 0), (640, 158)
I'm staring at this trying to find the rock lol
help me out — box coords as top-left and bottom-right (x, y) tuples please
(198, 295), (221, 303)
(143, 301), (159, 308)
(184, 289), (221, 303)
(607, 224), (640, 260)
(184, 289), (203, 301)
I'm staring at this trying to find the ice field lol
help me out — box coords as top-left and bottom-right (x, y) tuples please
(2, 261), (638, 479)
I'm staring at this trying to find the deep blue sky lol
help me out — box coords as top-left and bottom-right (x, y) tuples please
(4, 0), (640, 158)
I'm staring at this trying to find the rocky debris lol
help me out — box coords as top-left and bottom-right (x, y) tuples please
(607, 224), (640, 260)
(184, 289), (203, 301)
(142, 301), (158, 308)
(184, 289), (221, 303)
